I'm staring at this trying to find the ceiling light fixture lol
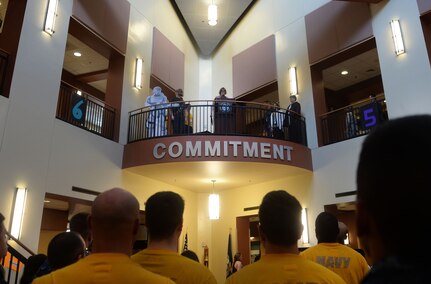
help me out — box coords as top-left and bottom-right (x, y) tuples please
(209, 180), (220, 220)
(289, 66), (298, 95)
(301, 208), (309, 244)
(390, 19), (405, 55)
(341, 70), (349, 75)
(208, 2), (218, 26)
(11, 187), (27, 239)
(135, 58), (143, 89)
(73, 51), (82, 57)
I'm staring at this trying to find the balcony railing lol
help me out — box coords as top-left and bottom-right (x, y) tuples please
(0, 49), (9, 97)
(128, 100), (307, 146)
(56, 82), (116, 140)
(321, 95), (388, 145)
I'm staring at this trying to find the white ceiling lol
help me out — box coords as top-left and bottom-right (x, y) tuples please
(63, 34), (108, 92)
(127, 161), (311, 193)
(323, 48), (381, 91)
(173, 0), (255, 56)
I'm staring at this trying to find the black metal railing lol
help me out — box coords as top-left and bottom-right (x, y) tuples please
(56, 82), (116, 140)
(321, 96), (388, 145)
(1, 232), (34, 284)
(128, 100), (307, 146)
(0, 49), (9, 98)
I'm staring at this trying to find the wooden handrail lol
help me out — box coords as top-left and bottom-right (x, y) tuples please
(320, 94), (385, 117)
(6, 231), (35, 256)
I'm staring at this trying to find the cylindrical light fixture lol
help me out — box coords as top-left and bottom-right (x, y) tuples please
(301, 208), (309, 244)
(289, 66), (298, 95)
(11, 187), (27, 239)
(208, 194), (220, 220)
(208, 4), (218, 26)
(44, 0), (59, 35)
(135, 58), (143, 89)
(390, 19), (405, 55)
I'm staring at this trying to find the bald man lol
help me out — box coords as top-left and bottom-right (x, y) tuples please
(34, 188), (173, 284)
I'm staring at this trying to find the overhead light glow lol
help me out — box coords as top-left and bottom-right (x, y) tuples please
(208, 4), (218, 26)
(289, 66), (298, 95)
(44, 0), (58, 35)
(11, 187), (27, 239)
(73, 51), (82, 57)
(301, 208), (309, 244)
(390, 19), (405, 55)
(135, 58), (143, 89)
(209, 194), (220, 220)
(341, 70), (349, 75)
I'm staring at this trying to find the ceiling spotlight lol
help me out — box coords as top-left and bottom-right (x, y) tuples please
(73, 51), (82, 57)
(208, 3), (218, 26)
(341, 70), (349, 75)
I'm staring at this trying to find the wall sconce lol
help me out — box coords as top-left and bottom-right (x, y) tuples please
(301, 208), (309, 244)
(390, 19), (405, 55)
(11, 187), (27, 239)
(135, 58), (143, 89)
(289, 66), (298, 95)
(208, 180), (219, 220)
(208, 2), (218, 26)
(44, 0), (58, 35)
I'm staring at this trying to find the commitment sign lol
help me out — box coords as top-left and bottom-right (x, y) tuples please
(153, 140), (293, 161)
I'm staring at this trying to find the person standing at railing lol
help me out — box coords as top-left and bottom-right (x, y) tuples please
(283, 95), (302, 143)
(270, 102), (285, 139)
(184, 104), (193, 134)
(213, 87), (235, 134)
(0, 213), (7, 284)
(170, 89), (186, 135)
(145, 86), (168, 138)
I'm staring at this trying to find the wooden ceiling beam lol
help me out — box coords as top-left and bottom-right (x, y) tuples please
(76, 69), (109, 83)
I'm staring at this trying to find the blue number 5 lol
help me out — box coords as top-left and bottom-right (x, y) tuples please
(364, 108), (377, 128)
(72, 100), (84, 120)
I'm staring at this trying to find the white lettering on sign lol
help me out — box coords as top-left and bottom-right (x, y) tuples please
(152, 140), (294, 161)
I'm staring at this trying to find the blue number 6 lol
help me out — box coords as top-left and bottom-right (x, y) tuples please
(72, 99), (84, 120)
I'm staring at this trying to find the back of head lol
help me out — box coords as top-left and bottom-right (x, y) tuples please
(47, 232), (85, 271)
(91, 188), (140, 237)
(0, 213), (7, 259)
(145, 191), (184, 240)
(315, 212), (339, 243)
(181, 250), (199, 262)
(337, 222), (348, 244)
(20, 254), (47, 284)
(69, 212), (91, 246)
(258, 190), (302, 247)
(357, 115), (431, 257)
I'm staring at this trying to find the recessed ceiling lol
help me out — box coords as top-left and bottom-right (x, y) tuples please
(172, 0), (256, 56)
(126, 161), (311, 192)
(323, 48), (381, 91)
(63, 34), (108, 92)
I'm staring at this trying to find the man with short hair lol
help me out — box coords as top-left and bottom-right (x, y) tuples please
(47, 231), (86, 271)
(132, 191), (217, 284)
(0, 213), (8, 284)
(34, 188), (173, 284)
(69, 212), (92, 251)
(225, 191), (345, 284)
(356, 115), (431, 284)
(301, 212), (369, 284)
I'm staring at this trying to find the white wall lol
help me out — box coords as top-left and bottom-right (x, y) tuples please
(371, 0), (431, 118)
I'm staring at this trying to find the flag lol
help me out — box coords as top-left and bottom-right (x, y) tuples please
(182, 232), (188, 252)
(226, 231), (233, 278)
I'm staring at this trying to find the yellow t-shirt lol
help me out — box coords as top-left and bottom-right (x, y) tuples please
(225, 253), (346, 284)
(301, 243), (369, 284)
(33, 253), (173, 284)
(131, 248), (217, 284)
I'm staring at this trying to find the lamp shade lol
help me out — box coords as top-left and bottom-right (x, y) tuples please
(208, 4), (218, 26)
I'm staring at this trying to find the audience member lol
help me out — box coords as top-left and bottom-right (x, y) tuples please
(69, 212), (92, 252)
(47, 231), (85, 271)
(20, 254), (48, 284)
(301, 212), (369, 284)
(184, 104), (193, 134)
(181, 250), (199, 263)
(170, 89), (185, 135)
(284, 95), (302, 143)
(213, 87), (235, 134)
(145, 86), (168, 137)
(231, 252), (243, 273)
(132, 191), (216, 284)
(356, 115), (431, 283)
(225, 190), (345, 284)
(0, 213), (7, 284)
(33, 188), (173, 284)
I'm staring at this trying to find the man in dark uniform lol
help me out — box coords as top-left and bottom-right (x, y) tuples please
(170, 89), (185, 135)
(284, 95), (302, 143)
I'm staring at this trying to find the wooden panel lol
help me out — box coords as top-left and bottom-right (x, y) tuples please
(151, 28), (185, 90)
(232, 35), (277, 97)
(72, 0), (130, 54)
(41, 208), (68, 231)
(236, 216), (251, 265)
(305, 1), (373, 64)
